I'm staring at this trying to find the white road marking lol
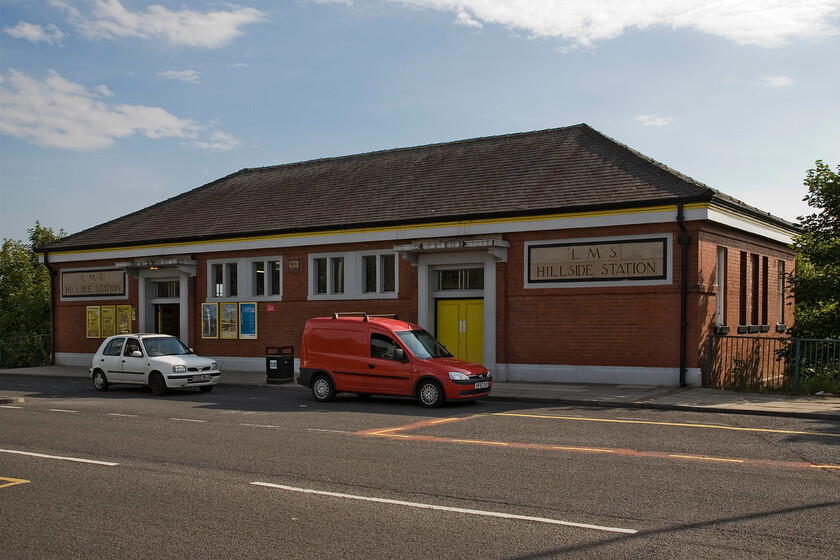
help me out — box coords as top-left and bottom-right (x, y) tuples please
(170, 418), (206, 423)
(49, 409), (78, 413)
(251, 482), (637, 535)
(307, 428), (352, 434)
(0, 448), (119, 466)
(240, 423), (281, 428)
(109, 413), (139, 417)
(0, 405), (23, 409)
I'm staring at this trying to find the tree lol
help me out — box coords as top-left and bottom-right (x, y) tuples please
(789, 161), (840, 339)
(0, 222), (66, 367)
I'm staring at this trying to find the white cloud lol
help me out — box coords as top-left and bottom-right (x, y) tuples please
(390, 0), (840, 48)
(636, 115), (673, 127)
(159, 70), (201, 84)
(760, 75), (794, 88)
(455, 12), (482, 28)
(53, 0), (265, 48)
(0, 70), (239, 151)
(3, 21), (66, 45)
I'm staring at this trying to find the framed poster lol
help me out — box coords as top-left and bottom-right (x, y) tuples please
(116, 305), (132, 334)
(100, 305), (116, 337)
(239, 302), (257, 339)
(86, 306), (101, 338)
(202, 303), (219, 339)
(220, 303), (238, 339)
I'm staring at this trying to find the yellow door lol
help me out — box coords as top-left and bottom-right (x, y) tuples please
(436, 299), (484, 364)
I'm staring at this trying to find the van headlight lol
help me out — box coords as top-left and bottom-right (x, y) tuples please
(448, 371), (469, 381)
(172, 365), (187, 373)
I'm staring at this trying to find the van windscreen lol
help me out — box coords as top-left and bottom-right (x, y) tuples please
(396, 329), (452, 359)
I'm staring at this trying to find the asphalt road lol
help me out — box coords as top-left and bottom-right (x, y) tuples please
(1, 375), (839, 559)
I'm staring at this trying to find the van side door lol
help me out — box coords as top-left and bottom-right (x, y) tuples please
(366, 331), (413, 396)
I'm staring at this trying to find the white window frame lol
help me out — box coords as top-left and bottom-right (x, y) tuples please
(207, 256), (283, 302)
(309, 250), (398, 300)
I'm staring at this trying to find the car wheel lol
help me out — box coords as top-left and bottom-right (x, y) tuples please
(199, 385), (214, 393)
(311, 374), (335, 403)
(149, 372), (168, 396)
(92, 370), (109, 392)
(417, 379), (444, 408)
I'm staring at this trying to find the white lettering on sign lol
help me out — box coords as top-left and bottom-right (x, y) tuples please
(62, 270), (126, 298)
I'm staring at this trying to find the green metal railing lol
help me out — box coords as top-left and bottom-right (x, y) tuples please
(706, 335), (840, 394)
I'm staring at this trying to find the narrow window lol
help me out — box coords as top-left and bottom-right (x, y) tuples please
(253, 262), (265, 297)
(382, 254), (396, 293)
(227, 263), (238, 297)
(751, 254), (759, 325)
(716, 247), (727, 325)
(213, 264), (224, 298)
(761, 256), (769, 325)
(777, 260), (786, 324)
(739, 252), (748, 326)
(314, 258), (327, 294)
(270, 260), (281, 296)
(331, 257), (345, 294)
(363, 255), (377, 293)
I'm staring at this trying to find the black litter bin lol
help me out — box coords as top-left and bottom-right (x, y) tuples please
(266, 346), (294, 384)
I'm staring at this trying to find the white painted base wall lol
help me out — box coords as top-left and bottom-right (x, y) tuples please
(57, 353), (700, 386)
(498, 363), (702, 387)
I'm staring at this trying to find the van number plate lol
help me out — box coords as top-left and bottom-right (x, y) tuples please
(191, 374), (211, 383)
(474, 381), (489, 390)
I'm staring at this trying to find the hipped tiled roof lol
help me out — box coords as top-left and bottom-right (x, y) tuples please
(42, 123), (788, 252)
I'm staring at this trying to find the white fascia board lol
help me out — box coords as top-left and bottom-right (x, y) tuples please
(43, 207), (685, 264)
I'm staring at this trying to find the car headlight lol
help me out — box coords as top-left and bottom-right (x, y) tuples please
(172, 365), (187, 373)
(211, 362), (218, 370)
(448, 371), (469, 381)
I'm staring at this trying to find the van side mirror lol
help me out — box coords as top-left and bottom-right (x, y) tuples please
(394, 348), (406, 362)
(131, 350), (142, 357)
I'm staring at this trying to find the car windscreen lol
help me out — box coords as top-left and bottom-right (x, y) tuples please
(396, 329), (452, 359)
(142, 337), (191, 357)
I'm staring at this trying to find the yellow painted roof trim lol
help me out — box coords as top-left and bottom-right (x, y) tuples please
(43, 203), (704, 257)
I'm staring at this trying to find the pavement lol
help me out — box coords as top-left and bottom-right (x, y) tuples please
(2, 365), (840, 421)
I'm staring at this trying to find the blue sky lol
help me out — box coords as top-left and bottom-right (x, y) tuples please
(2, 0), (839, 243)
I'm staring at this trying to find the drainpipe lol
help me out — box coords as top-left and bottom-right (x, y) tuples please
(677, 204), (690, 387)
(43, 251), (56, 365)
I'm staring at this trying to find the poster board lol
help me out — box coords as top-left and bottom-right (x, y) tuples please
(202, 303), (219, 339)
(86, 306), (101, 338)
(100, 305), (116, 337)
(238, 302), (257, 339)
(220, 303), (238, 339)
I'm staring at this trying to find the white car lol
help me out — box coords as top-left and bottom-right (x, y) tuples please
(90, 334), (220, 395)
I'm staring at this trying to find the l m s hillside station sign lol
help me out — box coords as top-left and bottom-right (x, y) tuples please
(526, 236), (669, 286)
(61, 270), (126, 298)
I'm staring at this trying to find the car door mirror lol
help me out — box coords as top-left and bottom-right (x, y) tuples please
(131, 350), (142, 357)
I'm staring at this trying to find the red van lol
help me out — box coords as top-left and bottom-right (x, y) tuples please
(298, 313), (492, 407)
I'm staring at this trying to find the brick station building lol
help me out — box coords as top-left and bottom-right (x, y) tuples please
(40, 124), (798, 386)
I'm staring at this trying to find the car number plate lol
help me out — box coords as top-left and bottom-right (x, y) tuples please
(191, 374), (211, 382)
(474, 381), (489, 390)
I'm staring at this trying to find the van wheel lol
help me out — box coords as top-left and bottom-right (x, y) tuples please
(92, 370), (109, 391)
(417, 380), (444, 408)
(149, 372), (168, 396)
(312, 375), (335, 403)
